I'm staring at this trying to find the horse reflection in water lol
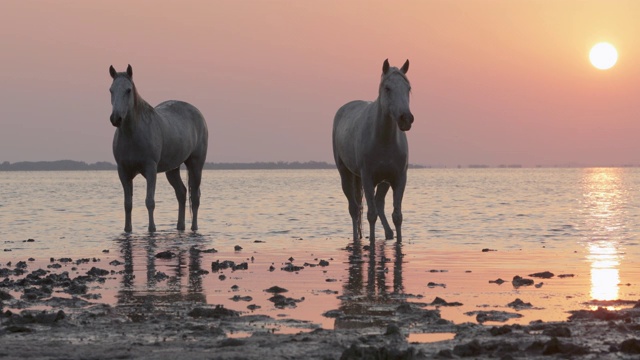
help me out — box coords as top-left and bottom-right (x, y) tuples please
(334, 239), (406, 329)
(116, 233), (207, 316)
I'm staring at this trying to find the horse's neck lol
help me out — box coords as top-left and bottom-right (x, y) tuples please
(372, 100), (398, 144)
(121, 97), (157, 135)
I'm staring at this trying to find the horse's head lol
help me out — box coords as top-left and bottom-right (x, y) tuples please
(379, 59), (413, 131)
(108, 64), (135, 127)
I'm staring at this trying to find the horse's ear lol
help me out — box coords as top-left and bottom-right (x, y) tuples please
(126, 64), (133, 78)
(109, 65), (117, 79)
(382, 59), (390, 74)
(401, 59), (409, 74)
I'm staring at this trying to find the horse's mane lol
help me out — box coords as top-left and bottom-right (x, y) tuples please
(116, 73), (157, 121)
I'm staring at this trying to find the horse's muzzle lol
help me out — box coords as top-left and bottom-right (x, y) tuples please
(398, 113), (414, 131)
(110, 113), (122, 127)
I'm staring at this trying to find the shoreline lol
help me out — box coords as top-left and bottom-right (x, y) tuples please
(1, 242), (639, 359)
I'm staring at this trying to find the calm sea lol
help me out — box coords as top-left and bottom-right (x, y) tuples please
(1, 168), (639, 329)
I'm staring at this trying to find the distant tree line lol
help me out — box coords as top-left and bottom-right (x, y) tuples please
(0, 160), (427, 171)
(0, 160), (116, 171)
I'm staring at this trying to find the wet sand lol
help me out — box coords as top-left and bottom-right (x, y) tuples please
(1, 238), (640, 359)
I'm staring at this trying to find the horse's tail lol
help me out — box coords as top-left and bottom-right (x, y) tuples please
(187, 168), (193, 218)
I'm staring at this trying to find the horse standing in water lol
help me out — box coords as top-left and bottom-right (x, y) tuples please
(109, 65), (208, 232)
(332, 59), (414, 243)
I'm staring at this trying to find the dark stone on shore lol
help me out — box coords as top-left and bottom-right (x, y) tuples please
(155, 251), (175, 259)
(230, 295), (252, 302)
(512, 276), (534, 287)
(264, 286), (288, 294)
(0, 290), (13, 300)
(489, 325), (512, 336)
(234, 245), (242, 251)
(481, 248), (497, 252)
(87, 267), (109, 277)
(489, 278), (505, 285)
(507, 298), (533, 309)
(430, 297), (463, 307)
(528, 271), (554, 279)
(4, 325), (32, 333)
(281, 263), (304, 272)
(541, 337), (589, 356)
(340, 344), (417, 360)
(268, 294), (303, 309)
(569, 307), (627, 321)
(318, 259), (330, 266)
(558, 274), (575, 278)
(218, 338), (245, 347)
(211, 260), (248, 272)
(543, 326), (571, 337)
(453, 339), (484, 357)
(620, 338), (640, 354)
(188, 305), (240, 319)
(109, 260), (123, 266)
(247, 304), (261, 311)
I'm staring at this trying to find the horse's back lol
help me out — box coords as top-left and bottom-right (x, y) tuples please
(332, 100), (372, 173)
(155, 100), (208, 172)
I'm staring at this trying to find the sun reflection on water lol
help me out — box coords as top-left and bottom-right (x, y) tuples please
(582, 168), (626, 304)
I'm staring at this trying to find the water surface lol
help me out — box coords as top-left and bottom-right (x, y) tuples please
(1, 168), (638, 330)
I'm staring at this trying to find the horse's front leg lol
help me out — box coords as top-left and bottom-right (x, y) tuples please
(362, 177), (378, 243)
(391, 174), (407, 243)
(118, 169), (134, 233)
(375, 182), (394, 240)
(143, 166), (158, 233)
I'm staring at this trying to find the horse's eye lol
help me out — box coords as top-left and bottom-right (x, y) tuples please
(384, 86), (391, 93)
(125, 89), (132, 94)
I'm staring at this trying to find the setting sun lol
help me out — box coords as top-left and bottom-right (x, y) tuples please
(589, 42), (618, 70)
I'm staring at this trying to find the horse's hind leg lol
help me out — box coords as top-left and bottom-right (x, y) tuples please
(166, 168), (187, 230)
(185, 160), (203, 231)
(375, 182), (394, 240)
(338, 166), (362, 240)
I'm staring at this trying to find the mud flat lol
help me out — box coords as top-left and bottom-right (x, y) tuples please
(1, 256), (640, 359)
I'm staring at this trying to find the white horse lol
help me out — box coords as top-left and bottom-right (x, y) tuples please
(332, 59), (413, 243)
(109, 65), (208, 233)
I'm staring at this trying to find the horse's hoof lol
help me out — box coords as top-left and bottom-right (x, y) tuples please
(177, 224), (185, 231)
(385, 231), (394, 240)
(148, 225), (156, 232)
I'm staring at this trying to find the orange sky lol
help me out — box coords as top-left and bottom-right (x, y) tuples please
(2, 0), (640, 166)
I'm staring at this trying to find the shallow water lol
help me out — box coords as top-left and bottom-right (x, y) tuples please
(1, 168), (639, 331)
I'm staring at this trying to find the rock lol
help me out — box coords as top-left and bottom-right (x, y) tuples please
(558, 274), (575, 278)
(87, 267), (109, 276)
(507, 298), (533, 309)
(489, 325), (512, 336)
(512, 276), (534, 287)
(453, 339), (484, 357)
(427, 282), (446, 288)
(430, 297), (463, 307)
(543, 326), (571, 338)
(264, 286), (288, 294)
(541, 337), (589, 356)
(528, 271), (554, 279)
(481, 248), (497, 252)
(268, 294), (303, 309)
(234, 245), (242, 251)
(281, 263), (304, 272)
(155, 251), (175, 259)
(188, 305), (240, 318)
(620, 338), (640, 354)
(489, 278), (506, 285)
